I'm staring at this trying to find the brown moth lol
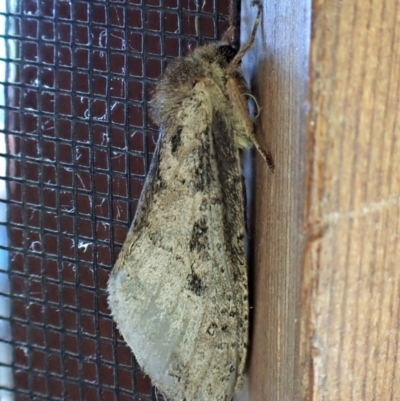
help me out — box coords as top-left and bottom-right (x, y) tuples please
(108, 2), (268, 400)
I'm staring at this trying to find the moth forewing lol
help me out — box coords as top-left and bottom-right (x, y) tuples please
(107, 3), (265, 401)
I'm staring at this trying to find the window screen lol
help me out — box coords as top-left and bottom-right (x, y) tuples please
(0, 0), (239, 400)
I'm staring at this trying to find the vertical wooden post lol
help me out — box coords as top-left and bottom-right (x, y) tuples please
(241, 1), (400, 400)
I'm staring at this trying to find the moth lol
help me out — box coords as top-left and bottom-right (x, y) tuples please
(108, 2), (269, 400)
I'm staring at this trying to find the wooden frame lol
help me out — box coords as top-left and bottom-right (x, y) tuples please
(241, 1), (400, 400)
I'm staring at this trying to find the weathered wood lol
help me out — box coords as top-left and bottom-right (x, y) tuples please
(241, 1), (400, 400)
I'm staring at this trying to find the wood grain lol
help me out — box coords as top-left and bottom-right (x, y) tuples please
(241, 0), (400, 400)
(240, 1), (310, 400)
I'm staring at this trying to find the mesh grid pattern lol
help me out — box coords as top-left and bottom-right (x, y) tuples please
(0, 0), (238, 399)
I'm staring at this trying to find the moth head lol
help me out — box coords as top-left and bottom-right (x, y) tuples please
(216, 45), (238, 65)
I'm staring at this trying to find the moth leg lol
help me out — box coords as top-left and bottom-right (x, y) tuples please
(241, 172), (250, 235)
(227, 76), (275, 171)
(227, 1), (262, 73)
(246, 92), (261, 118)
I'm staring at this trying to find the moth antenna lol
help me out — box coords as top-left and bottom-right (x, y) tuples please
(228, 1), (262, 70)
(221, 24), (236, 45)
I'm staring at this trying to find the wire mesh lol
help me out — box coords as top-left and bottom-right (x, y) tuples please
(0, 0), (238, 400)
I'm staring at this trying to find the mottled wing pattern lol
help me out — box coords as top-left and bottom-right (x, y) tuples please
(108, 81), (248, 401)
